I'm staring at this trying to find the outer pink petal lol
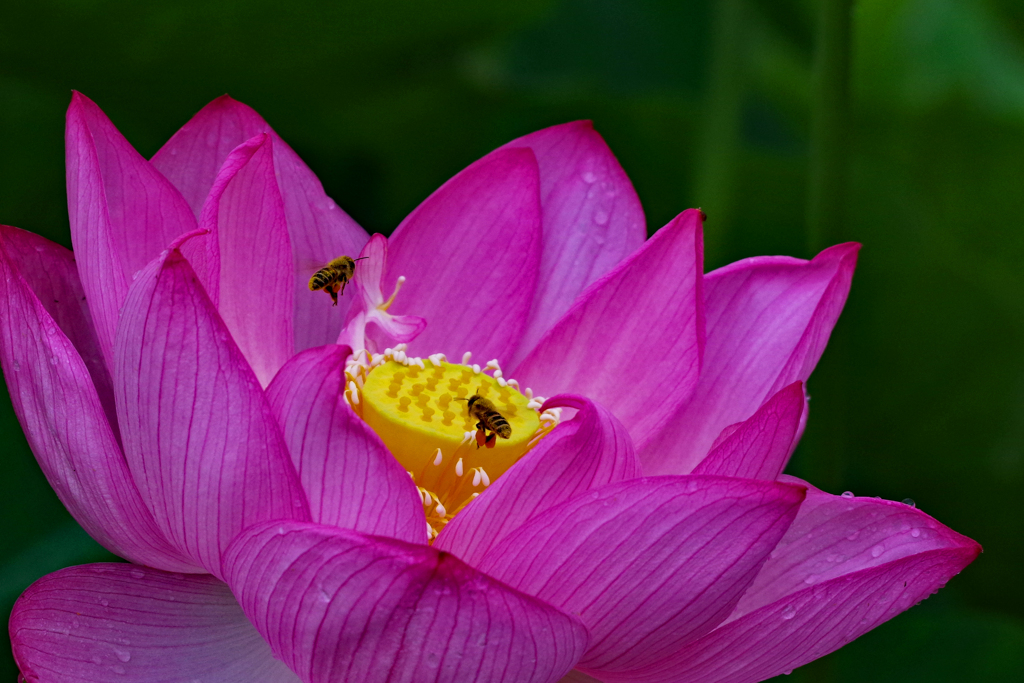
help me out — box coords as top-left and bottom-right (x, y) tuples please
(113, 246), (309, 579)
(265, 345), (427, 544)
(10, 564), (300, 683)
(692, 381), (806, 480)
(641, 242), (859, 475)
(194, 134), (293, 387)
(1, 225), (116, 431)
(476, 476), (806, 673)
(603, 480), (981, 683)
(513, 209), (705, 450)
(0, 228), (197, 572)
(500, 121), (646, 364)
(224, 521), (589, 683)
(150, 95), (369, 352)
(65, 92), (197, 368)
(384, 147), (542, 363)
(435, 394), (641, 564)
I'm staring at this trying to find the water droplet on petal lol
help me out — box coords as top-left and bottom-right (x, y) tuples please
(871, 545), (884, 558)
(847, 530), (860, 541)
(113, 648), (131, 663)
(49, 357), (58, 365)
(581, 171), (597, 183)
(841, 491), (854, 498)
(100, 599), (109, 607)
(911, 528), (921, 538)
(902, 498), (916, 507)
(129, 569), (145, 579)
(11, 361), (19, 371)
(593, 210), (609, 225)
(803, 574), (817, 585)
(783, 670), (793, 676)
(91, 654), (103, 665)
(781, 605), (797, 620)
(112, 664), (126, 675)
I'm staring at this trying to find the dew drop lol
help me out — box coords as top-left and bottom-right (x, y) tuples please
(112, 664), (126, 675)
(91, 654), (103, 665)
(581, 171), (597, 183)
(49, 357), (58, 365)
(846, 530), (860, 541)
(783, 670), (793, 676)
(129, 569), (145, 579)
(593, 210), (609, 225)
(803, 574), (817, 585)
(841, 491), (854, 498)
(781, 605), (797, 620)
(113, 648), (131, 663)
(871, 545), (884, 558)
(911, 528), (921, 538)
(11, 361), (20, 371)
(902, 498), (916, 507)
(100, 599), (109, 607)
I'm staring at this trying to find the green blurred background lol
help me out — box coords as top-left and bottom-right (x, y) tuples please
(1, 0), (1022, 679)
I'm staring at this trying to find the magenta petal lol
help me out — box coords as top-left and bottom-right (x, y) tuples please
(603, 481), (981, 683)
(195, 134), (293, 386)
(640, 242), (859, 475)
(500, 122), (646, 364)
(10, 564), (300, 683)
(224, 521), (589, 683)
(151, 95), (369, 352)
(435, 394), (641, 564)
(513, 209), (705, 450)
(385, 148), (542, 363)
(113, 247), (309, 578)
(0, 228), (198, 572)
(65, 92), (197, 368)
(693, 381), (806, 480)
(1, 225), (117, 430)
(476, 476), (805, 673)
(266, 345), (427, 543)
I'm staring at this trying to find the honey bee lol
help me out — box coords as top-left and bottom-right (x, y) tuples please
(457, 394), (512, 449)
(308, 256), (368, 306)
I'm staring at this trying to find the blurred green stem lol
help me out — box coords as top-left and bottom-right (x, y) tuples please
(807, 0), (853, 253)
(696, 0), (745, 268)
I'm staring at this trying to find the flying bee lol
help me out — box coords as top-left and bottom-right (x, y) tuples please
(456, 394), (512, 449)
(308, 256), (368, 306)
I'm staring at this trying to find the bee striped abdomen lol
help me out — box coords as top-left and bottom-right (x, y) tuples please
(308, 268), (335, 291)
(487, 413), (512, 438)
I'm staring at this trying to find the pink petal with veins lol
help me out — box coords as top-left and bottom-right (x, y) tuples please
(0, 227), (197, 573)
(385, 148), (542, 364)
(641, 243), (859, 475)
(693, 381), (806, 480)
(513, 209), (704, 450)
(500, 121), (646, 364)
(224, 521), (589, 683)
(477, 476), (805, 673)
(435, 394), (640, 564)
(266, 344), (427, 544)
(192, 134), (293, 387)
(151, 95), (368, 352)
(10, 564), (300, 683)
(600, 479), (981, 683)
(65, 92), (196, 368)
(113, 246), (309, 579)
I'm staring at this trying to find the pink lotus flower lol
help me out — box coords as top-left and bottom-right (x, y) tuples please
(1, 92), (978, 683)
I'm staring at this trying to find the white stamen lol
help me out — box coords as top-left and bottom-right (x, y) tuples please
(471, 364), (481, 374)
(462, 351), (472, 365)
(508, 379), (519, 390)
(461, 431), (474, 445)
(493, 369), (503, 379)
(433, 449), (443, 466)
(434, 502), (447, 517)
(413, 357), (425, 370)
(348, 381), (360, 404)
(472, 469), (482, 487)
(524, 387), (534, 399)
(527, 400), (543, 410)
(395, 343), (408, 352)
(485, 359), (500, 370)
(497, 378), (508, 387)
(421, 490), (431, 505)
(479, 469), (490, 487)
(455, 458), (464, 477)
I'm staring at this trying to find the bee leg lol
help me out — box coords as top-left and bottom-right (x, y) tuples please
(328, 286), (339, 307)
(484, 431), (497, 449)
(338, 280), (347, 296)
(474, 428), (487, 449)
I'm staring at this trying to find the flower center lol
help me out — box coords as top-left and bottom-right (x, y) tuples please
(344, 347), (558, 540)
